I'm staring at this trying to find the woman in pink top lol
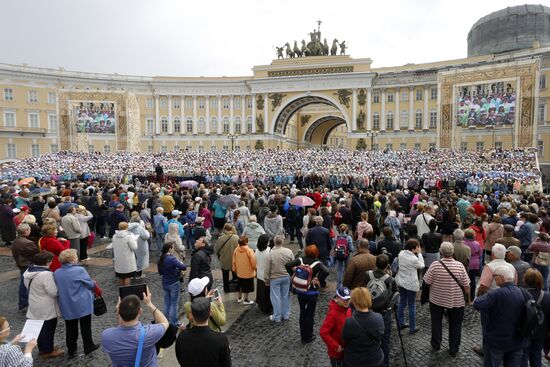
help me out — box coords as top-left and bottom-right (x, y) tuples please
(464, 228), (483, 298)
(198, 202), (213, 230)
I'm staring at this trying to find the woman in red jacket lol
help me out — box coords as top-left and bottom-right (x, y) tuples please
(38, 224), (70, 271)
(320, 287), (352, 367)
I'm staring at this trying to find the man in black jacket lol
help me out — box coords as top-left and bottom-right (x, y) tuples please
(189, 235), (214, 290)
(176, 297), (231, 367)
(375, 227), (402, 264)
(305, 216), (332, 266)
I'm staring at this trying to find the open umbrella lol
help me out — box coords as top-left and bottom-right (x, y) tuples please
(214, 194), (240, 208)
(290, 195), (315, 207)
(18, 177), (35, 186)
(180, 180), (199, 188)
(30, 187), (52, 195)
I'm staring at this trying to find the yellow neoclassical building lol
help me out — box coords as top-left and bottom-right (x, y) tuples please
(0, 5), (549, 179)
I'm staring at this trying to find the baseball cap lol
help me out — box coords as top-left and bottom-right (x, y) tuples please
(20, 205), (30, 212)
(506, 246), (522, 258)
(188, 276), (209, 296)
(335, 286), (351, 300)
(171, 210), (182, 216)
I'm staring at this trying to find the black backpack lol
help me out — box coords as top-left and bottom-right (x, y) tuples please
(518, 288), (545, 338)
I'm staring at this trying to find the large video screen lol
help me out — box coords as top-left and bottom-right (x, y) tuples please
(456, 81), (515, 127)
(76, 102), (116, 134)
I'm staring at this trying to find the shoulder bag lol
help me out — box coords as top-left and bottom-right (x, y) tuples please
(438, 260), (469, 303)
(134, 325), (145, 367)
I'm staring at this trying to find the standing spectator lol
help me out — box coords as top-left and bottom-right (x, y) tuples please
(285, 245), (330, 343)
(11, 223), (38, 311)
(232, 236), (256, 305)
(341, 287), (385, 367)
(423, 242), (471, 357)
(286, 204), (303, 249)
(158, 243), (187, 325)
(109, 204), (128, 238)
(160, 190), (175, 214)
(319, 287), (352, 367)
(198, 202), (213, 234)
(128, 213), (151, 279)
(153, 207), (167, 253)
(528, 232), (550, 291)
(415, 205), (435, 237)
(469, 217), (487, 261)
(264, 235), (294, 323)
(176, 297), (231, 367)
(212, 199), (228, 234)
(364, 254), (398, 367)
(421, 219), (443, 269)
(522, 268), (550, 367)
(477, 244), (517, 297)
(355, 212), (373, 242)
(102, 289), (169, 367)
(54, 249), (99, 358)
(184, 277), (226, 331)
(41, 198), (61, 228)
(166, 210), (185, 239)
(165, 222), (186, 263)
(23, 251), (63, 358)
(112, 222), (138, 286)
(75, 205), (93, 262)
(473, 266), (529, 366)
(516, 213), (537, 260)
(215, 224), (239, 293)
(395, 239), (425, 334)
(452, 229), (471, 270)
(242, 215), (266, 251)
(505, 246), (530, 288)
(60, 206), (81, 258)
(375, 227), (402, 265)
(495, 224), (521, 248)
(305, 216), (333, 270)
(464, 228), (483, 297)
(254, 235), (272, 314)
(189, 234), (214, 289)
(333, 224), (354, 288)
(38, 224), (70, 272)
(485, 215), (504, 256)
(384, 210), (401, 240)
(0, 316), (37, 367)
(343, 239), (376, 289)
(264, 206), (284, 242)
(236, 201), (250, 227)
(93, 192), (108, 239)
(231, 210), (244, 237)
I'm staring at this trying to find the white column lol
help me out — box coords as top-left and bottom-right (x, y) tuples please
(205, 96), (210, 135)
(263, 93), (269, 133)
(409, 89), (414, 130)
(395, 89), (400, 131)
(229, 96), (234, 134)
(366, 88), (372, 130)
(217, 95), (222, 134)
(168, 96), (173, 134)
(155, 95), (160, 134)
(180, 95), (184, 135)
(241, 94), (245, 135)
(193, 96), (198, 135)
(352, 89), (357, 131)
(380, 89), (386, 131)
(423, 87), (429, 130)
(251, 94), (256, 133)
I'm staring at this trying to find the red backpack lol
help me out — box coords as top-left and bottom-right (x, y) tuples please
(334, 235), (349, 260)
(291, 258), (320, 293)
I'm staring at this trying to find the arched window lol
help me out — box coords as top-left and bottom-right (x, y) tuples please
(161, 116), (168, 133)
(198, 117), (205, 133)
(222, 117), (230, 133)
(386, 111), (394, 130)
(174, 117), (181, 133)
(246, 116), (252, 133)
(234, 117), (241, 134)
(186, 117), (193, 133)
(210, 117), (218, 133)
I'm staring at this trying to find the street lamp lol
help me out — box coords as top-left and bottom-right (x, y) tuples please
(366, 131), (379, 151)
(227, 134), (236, 151)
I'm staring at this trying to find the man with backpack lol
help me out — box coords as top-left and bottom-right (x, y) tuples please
(364, 254), (398, 367)
(473, 265), (530, 366)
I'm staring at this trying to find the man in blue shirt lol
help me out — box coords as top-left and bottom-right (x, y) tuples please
(473, 265), (529, 366)
(102, 288), (169, 367)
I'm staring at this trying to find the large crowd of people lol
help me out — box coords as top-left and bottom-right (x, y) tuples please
(0, 147), (549, 366)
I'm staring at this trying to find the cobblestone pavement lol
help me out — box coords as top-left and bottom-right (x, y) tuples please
(0, 240), (549, 367)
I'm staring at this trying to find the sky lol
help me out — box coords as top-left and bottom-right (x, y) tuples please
(0, 0), (537, 77)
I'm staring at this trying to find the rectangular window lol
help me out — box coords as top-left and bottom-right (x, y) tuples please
(161, 145), (167, 153)
(104, 145), (111, 154)
(4, 112), (16, 127)
(148, 145), (153, 153)
(414, 143), (421, 151)
(186, 118), (193, 133)
(88, 145), (95, 153)
(430, 88), (437, 100)
(174, 119), (181, 133)
(235, 97), (241, 109)
(495, 141), (502, 150)
(476, 141), (484, 151)
(400, 143), (407, 151)
(400, 90), (408, 101)
(146, 119), (154, 134)
(48, 114), (57, 131)
(247, 97), (252, 109)
(31, 144), (40, 157)
(210, 98), (217, 110)
(373, 114), (380, 130)
(415, 111), (422, 129)
(461, 142), (468, 151)
(416, 89), (423, 101)
(4, 88), (13, 101)
(7, 143), (16, 158)
(186, 98), (193, 110)
(223, 98), (229, 109)
(146, 98), (154, 109)
(50, 144), (58, 153)
(28, 112), (39, 128)
(28, 91), (38, 103)
(386, 114), (394, 129)
(372, 93), (380, 104)
(540, 75), (547, 89)
(198, 98), (205, 109)
(235, 145), (240, 152)
(47, 92), (56, 105)
(429, 111), (437, 128)
(223, 145), (229, 151)
(538, 140), (544, 158)
(173, 98), (180, 109)
(373, 143), (379, 151)
(539, 104), (546, 124)
(160, 98), (167, 109)
(387, 92), (394, 103)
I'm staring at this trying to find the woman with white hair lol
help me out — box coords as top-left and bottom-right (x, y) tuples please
(111, 222), (138, 286)
(128, 211), (150, 279)
(242, 215), (266, 251)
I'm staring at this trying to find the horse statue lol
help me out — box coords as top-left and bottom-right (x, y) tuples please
(301, 40), (310, 57)
(293, 41), (302, 58)
(323, 38), (329, 56)
(284, 43), (295, 59)
(331, 39), (339, 56)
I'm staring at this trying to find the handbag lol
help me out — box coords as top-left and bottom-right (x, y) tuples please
(534, 252), (550, 266)
(87, 231), (96, 249)
(93, 281), (107, 316)
(438, 260), (469, 303)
